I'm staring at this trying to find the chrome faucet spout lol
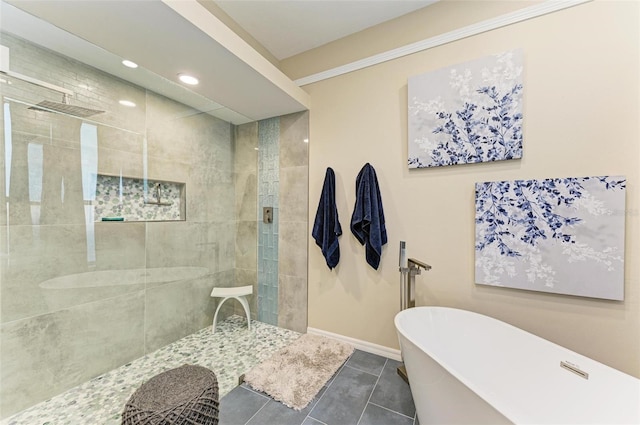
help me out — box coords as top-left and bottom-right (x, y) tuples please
(408, 258), (431, 273)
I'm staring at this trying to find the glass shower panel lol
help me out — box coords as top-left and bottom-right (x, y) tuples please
(80, 122), (97, 262)
(27, 140), (42, 230)
(0, 30), (239, 419)
(0, 89), (146, 324)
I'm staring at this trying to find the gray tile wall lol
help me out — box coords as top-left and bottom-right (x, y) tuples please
(232, 112), (309, 334)
(234, 122), (259, 319)
(278, 111), (309, 333)
(0, 34), (236, 417)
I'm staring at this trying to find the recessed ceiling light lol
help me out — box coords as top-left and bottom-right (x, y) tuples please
(119, 100), (136, 107)
(122, 60), (138, 68)
(178, 74), (199, 85)
(303, 138), (309, 143)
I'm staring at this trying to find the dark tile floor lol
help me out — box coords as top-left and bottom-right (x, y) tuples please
(220, 350), (418, 425)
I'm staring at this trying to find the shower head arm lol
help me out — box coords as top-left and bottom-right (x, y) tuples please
(1, 69), (74, 98)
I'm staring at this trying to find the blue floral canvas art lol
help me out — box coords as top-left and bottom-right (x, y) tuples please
(408, 49), (523, 168)
(475, 176), (626, 300)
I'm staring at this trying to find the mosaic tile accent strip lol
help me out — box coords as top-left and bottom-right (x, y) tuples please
(1, 316), (300, 425)
(94, 175), (184, 221)
(258, 118), (280, 326)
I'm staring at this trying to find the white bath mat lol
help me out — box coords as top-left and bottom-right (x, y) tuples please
(243, 333), (354, 410)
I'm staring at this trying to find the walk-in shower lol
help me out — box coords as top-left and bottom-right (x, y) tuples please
(0, 31), (241, 418)
(0, 2), (309, 419)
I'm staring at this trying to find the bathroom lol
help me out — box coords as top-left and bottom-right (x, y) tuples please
(1, 0), (639, 424)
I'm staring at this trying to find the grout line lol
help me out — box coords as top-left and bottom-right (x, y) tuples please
(368, 401), (415, 420)
(306, 418), (329, 425)
(296, 415), (320, 425)
(238, 384), (272, 401)
(242, 397), (271, 425)
(343, 363), (383, 378)
(355, 358), (387, 425)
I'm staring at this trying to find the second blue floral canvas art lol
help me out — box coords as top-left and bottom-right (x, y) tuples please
(408, 49), (523, 168)
(475, 176), (626, 300)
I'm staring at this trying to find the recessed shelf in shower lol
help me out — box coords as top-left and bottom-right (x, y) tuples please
(94, 174), (186, 222)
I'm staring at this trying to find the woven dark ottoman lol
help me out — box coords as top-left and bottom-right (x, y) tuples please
(122, 364), (219, 425)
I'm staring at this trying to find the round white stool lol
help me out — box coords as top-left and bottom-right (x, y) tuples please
(210, 285), (253, 334)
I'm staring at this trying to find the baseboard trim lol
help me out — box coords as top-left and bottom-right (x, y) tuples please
(307, 327), (402, 362)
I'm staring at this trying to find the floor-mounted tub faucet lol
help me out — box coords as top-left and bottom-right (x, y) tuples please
(399, 241), (431, 311)
(398, 241), (431, 384)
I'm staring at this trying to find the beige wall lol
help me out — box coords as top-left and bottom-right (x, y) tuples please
(301, 0), (640, 378)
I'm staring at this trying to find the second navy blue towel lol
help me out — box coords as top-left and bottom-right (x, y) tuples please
(350, 163), (387, 270)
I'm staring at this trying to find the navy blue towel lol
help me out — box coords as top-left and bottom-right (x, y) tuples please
(350, 163), (387, 270)
(312, 167), (342, 269)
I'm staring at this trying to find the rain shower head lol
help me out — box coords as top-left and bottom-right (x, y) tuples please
(0, 45), (105, 119)
(28, 99), (105, 118)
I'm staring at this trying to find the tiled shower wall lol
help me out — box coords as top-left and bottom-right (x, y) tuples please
(257, 118), (280, 325)
(233, 122), (259, 320)
(0, 33), (236, 418)
(277, 112), (309, 333)
(233, 112), (309, 334)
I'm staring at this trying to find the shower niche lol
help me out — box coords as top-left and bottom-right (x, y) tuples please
(94, 174), (186, 222)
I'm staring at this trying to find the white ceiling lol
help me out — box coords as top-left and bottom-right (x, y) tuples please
(1, 0), (436, 123)
(215, 0), (438, 60)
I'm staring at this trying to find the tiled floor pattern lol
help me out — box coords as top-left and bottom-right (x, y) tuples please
(222, 350), (418, 425)
(1, 316), (300, 425)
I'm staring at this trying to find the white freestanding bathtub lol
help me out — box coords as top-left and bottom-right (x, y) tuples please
(395, 307), (640, 424)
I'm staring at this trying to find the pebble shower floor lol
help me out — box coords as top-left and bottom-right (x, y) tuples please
(1, 316), (300, 425)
